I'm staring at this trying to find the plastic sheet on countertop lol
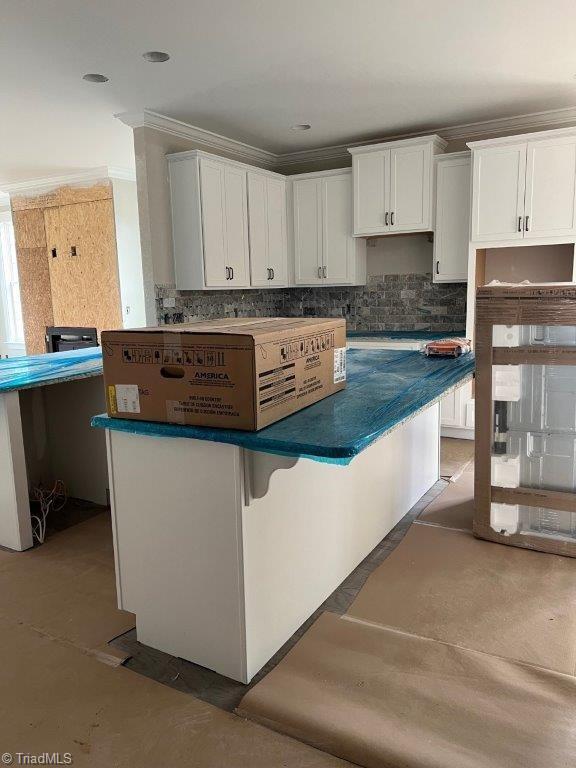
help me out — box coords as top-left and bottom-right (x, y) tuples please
(0, 347), (103, 393)
(92, 348), (475, 465)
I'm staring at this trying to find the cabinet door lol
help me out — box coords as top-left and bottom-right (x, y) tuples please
(247, 173), (269, 286)
(265, 177), (288, 286)
(248, 174), (287, 287)
(352, 150), (389, 235)
(199, 158), (228, 286)
(322, 174), (353, 284)
(433, 156), (471, 282)
(389, 143), (430, 232)
(293, 178), (323, 284)
(471, 143), (527, 242)
(222, 165), (250, 287)
(524, 136), (576, 239)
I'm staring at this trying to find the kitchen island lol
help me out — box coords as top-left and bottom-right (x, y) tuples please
(93, 348), (474, 683)
(0, 348), (106, 550)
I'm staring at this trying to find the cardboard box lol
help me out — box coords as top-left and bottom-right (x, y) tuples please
(101, 317), (347, 431)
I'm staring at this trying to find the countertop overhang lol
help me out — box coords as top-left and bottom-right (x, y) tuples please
(92, 348), (475, 465)
(0, 347), (103, 393)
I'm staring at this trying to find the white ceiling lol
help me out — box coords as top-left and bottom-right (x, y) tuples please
(3, 0), (576, 184)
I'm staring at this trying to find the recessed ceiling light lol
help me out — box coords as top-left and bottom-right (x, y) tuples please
(82, 73), (109, 83)
(143, 51), (170, 63)
(291, 124), (311, 131)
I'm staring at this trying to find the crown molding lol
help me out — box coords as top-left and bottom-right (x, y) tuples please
(273, 105), (576, 170)
(116, 109), (278, 167)
(115, 105), (576, 173)
(0, 166), (135, 196)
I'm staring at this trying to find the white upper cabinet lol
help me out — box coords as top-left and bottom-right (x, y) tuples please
(352, 151), (389, 235)
(349, 135), (447, 237)
(168, 150), (286, 290)
(293, 177), (323, 284)
(469, 128), (576, 243)
(433, 152), (471, 283)
(291, 170), (366, 286)
(247, 172), (287, 287)
(389, 143), (431, 232)
(470, 143), (526, 242)
(524, 135), (576, 239)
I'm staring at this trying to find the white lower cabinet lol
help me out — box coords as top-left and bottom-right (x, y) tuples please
(291, 169), (366, 286)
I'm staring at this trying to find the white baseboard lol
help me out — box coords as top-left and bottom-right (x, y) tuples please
(441, 426), (474, 440)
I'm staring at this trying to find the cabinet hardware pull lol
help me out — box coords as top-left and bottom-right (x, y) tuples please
(270, 268), (274, 280)
(385, 211), (389, 226)
(391, 211), (395, 225)
(71, 246), (77, 257)
(225, 266), (231, 280)
(323, 265), (327, 278)
(51, 248), (57, 258)
(267, 268), (271, 279)
(525, 215), (530, 232)
(230, 266), (234, 280)
(518, 216), (522, 232)
(436, 260), (439, 275)
(318, 266), (322, 279)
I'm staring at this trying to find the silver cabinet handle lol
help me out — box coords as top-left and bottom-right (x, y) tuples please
(385, 211), (389, 226)
(322, 265), (327, 278)
(518, 216), (522, 232)
(267, 268), (271, 280)
(525, 215), (530, 232)
(225, 266), (230, 280)
(391, 211), (395, 225)
(270, 267), (275, 280)
(436, 260), (440, 275)
(318, 266), (322, 279)
(230, 266), (234, 280)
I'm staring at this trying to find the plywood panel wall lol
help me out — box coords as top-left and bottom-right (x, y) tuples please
(11, 181), (123, 353)
(43, 199), (122, 334)
(10, 208), (54, 355)
(11, 181), (112, 212)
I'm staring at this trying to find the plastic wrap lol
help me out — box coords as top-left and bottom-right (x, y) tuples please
(92, 348), (474, 464)
(347, 330), (466, 341)
(0, 347), (103, 393)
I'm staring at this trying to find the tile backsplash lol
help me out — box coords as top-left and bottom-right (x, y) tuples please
(156, 273), (467, 332)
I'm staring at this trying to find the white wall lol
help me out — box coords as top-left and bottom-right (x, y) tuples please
(366, 233), (433, 276)
(111, 178), (147, 328)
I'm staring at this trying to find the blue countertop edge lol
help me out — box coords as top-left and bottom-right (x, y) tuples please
(91, 350), (475, 465)
(0, 348), (103, 394)
(347, 330), (467, 341)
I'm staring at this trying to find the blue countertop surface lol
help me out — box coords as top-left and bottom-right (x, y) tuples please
(347, 330), (466, 341)
(0, 347), (103, 393)
(92, 348), (475, 465)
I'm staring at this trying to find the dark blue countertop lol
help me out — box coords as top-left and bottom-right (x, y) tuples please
(0, 347), (102, 393)
(347, 330), (466, 341)
(92, 348), (475, 465)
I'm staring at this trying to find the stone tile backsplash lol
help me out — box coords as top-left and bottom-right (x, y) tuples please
(156, 273), (467, 332)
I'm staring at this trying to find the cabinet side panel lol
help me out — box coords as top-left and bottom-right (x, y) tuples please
(169, 157), (206, 289)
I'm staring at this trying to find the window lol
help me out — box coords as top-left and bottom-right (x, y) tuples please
(0, 213), (24, 344)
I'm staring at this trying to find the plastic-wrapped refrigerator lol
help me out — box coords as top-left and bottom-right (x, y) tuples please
(474, 283), (576, 557)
